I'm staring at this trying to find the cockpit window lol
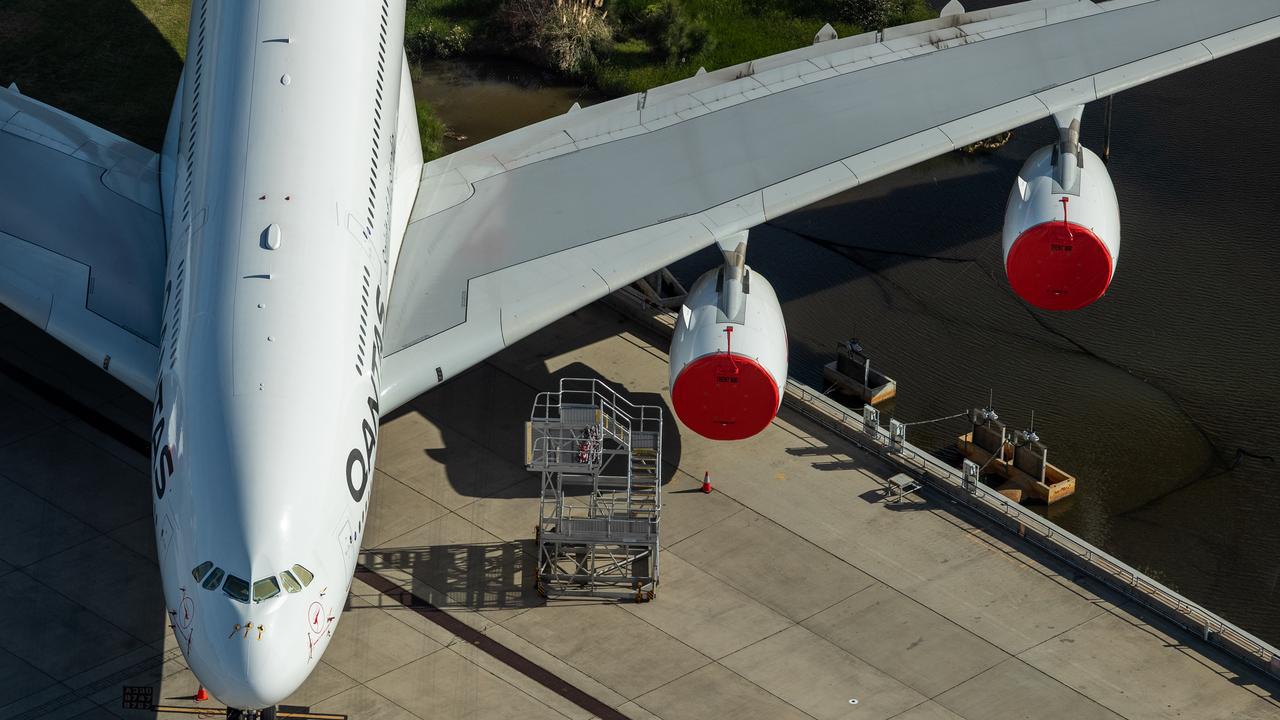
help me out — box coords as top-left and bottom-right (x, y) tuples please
(201, 567), (225, 591)
(223, 574), (251, 603)
(195, 562), (312, 599)
(252, 576), (281, 603)
(280, 570), (302, 593)
(192, 561), (213, 582)
(292, 564), (314, 587)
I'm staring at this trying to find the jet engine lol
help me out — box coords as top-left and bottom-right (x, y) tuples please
(670, 240), (788, 441)
(1003, 107), (1120, 311)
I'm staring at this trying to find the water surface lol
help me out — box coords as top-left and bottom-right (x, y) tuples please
(413, 29), (1280, 643)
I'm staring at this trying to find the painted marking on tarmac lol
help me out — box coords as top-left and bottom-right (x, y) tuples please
(355, 565), (631, 720)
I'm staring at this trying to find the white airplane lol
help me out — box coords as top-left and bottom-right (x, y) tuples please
(1, 0), (1277, 715)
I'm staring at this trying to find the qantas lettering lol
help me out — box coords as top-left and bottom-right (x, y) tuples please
(346, 285), (386, 502)
(151, 380), (175, 499)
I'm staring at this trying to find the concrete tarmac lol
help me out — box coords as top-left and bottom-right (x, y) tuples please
(0, 300), (1277, 719)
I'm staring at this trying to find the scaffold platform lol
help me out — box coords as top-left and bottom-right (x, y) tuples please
(525, 378), (664, 601)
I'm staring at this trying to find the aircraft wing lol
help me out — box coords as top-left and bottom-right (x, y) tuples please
(375, 0), (1280, 412)
(0, 85), (164, 398)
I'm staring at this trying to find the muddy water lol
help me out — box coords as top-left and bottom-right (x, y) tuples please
(412, 59), (601, 155)
(413, 32), (1280, 643)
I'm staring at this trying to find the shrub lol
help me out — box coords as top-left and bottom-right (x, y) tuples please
(634, 0), (714, 64)
(838, 0), (899, 29)
(837, 0), (932, 29)
(405, 23), (472, 62)
(498, 0), (615, 76)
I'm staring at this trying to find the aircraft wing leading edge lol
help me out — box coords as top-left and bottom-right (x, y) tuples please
(0, 85), (164, 398)
(378, 0), (1280, 412)
(1, 2), (1277, 408)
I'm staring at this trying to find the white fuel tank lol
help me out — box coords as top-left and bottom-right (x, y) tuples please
(1003, 144), (1121, 311)
(670, 263), (788, 441)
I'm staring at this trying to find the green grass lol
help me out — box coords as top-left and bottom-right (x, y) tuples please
(597, 3), (867, 94)
(402, 0), (935, 95)
(406, 0), (502, 39)
(596, 0), (936, 94)
(1, 0), (449, 159)
(0, 0), (187, 149)
(0, 0), (931, 157)
(417, 100), (447, 161)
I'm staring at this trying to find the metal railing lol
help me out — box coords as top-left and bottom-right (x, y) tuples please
(529, 375), (664, 600)
(527, 428), (606, 471)
(533, 378), (664, 438)
(605, 287), (1280, 682)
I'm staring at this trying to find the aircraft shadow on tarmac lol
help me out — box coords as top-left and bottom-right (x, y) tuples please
(0, 330), (194, 713)
(386, 311), (684, 501)
(0, 3), (180, 705)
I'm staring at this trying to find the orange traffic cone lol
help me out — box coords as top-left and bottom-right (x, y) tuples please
(701, 472), (713, 494)
(194, 686), (209, 702)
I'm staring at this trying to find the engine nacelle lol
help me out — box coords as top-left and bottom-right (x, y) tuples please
(1003, 144), (1121, 311)
(670, 258), (788, 441)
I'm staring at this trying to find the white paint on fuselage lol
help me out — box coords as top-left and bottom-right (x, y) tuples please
(151, 0), (411, 709)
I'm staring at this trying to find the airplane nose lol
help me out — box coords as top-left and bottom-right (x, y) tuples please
(197, 642), (312, 710)
(185, 600), (317, 710)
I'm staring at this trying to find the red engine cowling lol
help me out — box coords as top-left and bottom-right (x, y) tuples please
(1003, 144), (1121, 311)
(669, 259), (788, 441)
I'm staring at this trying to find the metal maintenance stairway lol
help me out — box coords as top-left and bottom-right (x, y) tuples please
(525, 378), (663, 601)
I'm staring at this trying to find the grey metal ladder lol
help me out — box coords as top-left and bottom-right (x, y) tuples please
(525, 378), (664, 601)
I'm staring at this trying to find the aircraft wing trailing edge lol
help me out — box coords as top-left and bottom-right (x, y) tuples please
(0, 85), (164, 398)
(378, 0), (1280, 412)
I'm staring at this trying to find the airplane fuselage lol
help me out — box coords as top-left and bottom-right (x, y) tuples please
(149, 0), (412, 708)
